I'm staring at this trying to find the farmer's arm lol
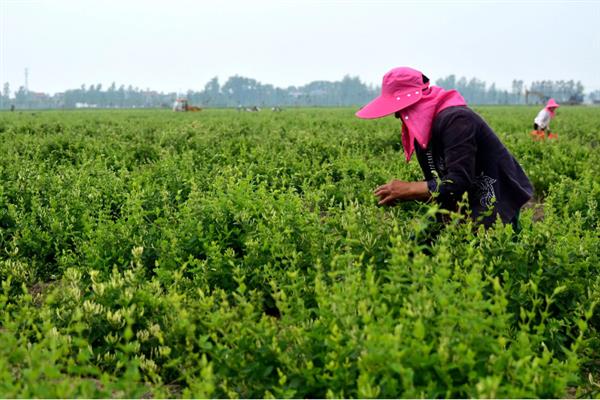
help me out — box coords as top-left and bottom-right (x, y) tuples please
(374, 113), (477, 206)
(374, 180), (430, 205)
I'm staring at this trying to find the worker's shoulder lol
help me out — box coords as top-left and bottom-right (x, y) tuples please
(435, 106), (483, 129)
(437, 105), (478, 119)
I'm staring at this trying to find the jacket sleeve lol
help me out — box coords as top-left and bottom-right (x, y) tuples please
(427, 113), (478, 207)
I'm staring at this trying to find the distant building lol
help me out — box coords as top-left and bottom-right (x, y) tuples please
(75, 102), (98, 108)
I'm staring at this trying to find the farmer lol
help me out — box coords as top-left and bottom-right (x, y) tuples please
(356, 67), (533, 228)
(532, 98), (559, 139)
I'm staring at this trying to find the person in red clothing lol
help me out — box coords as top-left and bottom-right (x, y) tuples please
(356, 67), (533, 228)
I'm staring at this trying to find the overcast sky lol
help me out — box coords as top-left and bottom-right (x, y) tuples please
(1, 0), (599, 94)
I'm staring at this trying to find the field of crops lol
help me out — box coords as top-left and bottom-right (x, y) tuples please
(0, 106), (599, 397)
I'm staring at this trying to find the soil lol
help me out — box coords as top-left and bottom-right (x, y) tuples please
(523, 197), (545, 222)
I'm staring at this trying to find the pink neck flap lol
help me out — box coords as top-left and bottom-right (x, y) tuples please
(400, 86), (467, 161)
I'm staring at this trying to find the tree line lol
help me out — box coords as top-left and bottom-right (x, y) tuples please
(1, 75), (595, 110)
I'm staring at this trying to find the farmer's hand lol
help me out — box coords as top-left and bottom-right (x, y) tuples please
(374, 180), (430, 206)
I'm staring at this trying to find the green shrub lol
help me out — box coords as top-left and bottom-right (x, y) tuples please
(0, 107), (598, 397)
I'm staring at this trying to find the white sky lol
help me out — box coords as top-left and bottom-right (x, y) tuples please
(1, 0), (599, 94)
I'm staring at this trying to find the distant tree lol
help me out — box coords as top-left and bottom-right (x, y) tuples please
(1, 82), (9, 108)
(435, 74), (456, 89)
(117, 85), (126, 107)
(589, 90), (600, 104)
(529, 80), (584, 104)
(339, 75), (371, 106)
(107, 82), (117, 107)
(512, 80), (524, 103)
(14, 86), (29, 108)
(488, 83), (498, 104)
(203, 77), (222, 106)
(3, 74), (593, 109)
(222, 76), (260, 106)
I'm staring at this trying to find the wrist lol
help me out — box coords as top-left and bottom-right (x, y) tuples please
(409, 181), (431, 201)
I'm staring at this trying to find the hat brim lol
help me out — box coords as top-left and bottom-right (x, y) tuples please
(356, 92), (422, 119)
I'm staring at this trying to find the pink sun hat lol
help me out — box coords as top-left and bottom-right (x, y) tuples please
(546, 98), (560, 109)
(356, 67), (428, 119)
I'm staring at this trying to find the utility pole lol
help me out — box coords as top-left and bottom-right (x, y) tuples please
(24, 68), (29, 93)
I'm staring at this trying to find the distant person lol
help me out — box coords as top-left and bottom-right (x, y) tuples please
(532, 98), (559, 140)
(356, 67), (533, 228)
(10, 104), (15, 112)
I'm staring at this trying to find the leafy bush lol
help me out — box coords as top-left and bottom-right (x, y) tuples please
(0, 107), (598, 397)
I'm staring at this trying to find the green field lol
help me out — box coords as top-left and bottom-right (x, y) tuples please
(0, 107), (599, 397)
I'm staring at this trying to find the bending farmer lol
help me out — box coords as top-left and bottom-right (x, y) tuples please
(532, 98), (559, 140)
(356, 67), (533, 228)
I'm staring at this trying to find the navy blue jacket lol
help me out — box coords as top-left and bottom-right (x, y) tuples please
(414, 106), (533, 226)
